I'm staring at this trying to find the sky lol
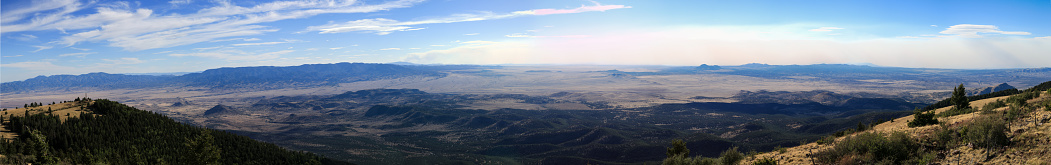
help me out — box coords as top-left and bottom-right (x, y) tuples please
(2, 0), (1050, 82)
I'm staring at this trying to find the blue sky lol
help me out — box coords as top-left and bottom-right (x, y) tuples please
(2, 0), (1050, 82)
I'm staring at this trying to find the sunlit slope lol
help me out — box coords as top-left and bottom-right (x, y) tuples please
(741, 89), (1051, 164)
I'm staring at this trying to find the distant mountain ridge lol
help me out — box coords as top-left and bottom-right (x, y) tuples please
(1, 63), (443, 93)
(969, 83), (1016, 96)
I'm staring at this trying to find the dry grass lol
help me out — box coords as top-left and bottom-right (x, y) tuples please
(743, 94), (1051, 165)
(1, 100), (94, 139)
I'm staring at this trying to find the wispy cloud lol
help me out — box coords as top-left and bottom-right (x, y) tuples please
(8, 34), (39, 41)
(231, 40), (298, 46)
(170, 50), (294, 61)
(32, 46), (53, 52)
(193, 46), (225, 50)
(2, 0), (425, 51)
(505, 33), (589, 38)
(809, 27), (843, 32)
(101, 57), (145, 65)
(58, 52), (96, 57)
(306, 2), (630, 35)
(69, 47), (91, 51)
(526, 1), (631, 15)
(329, 47), (344, 50)
(939, 24), (1030, 38)
(168, 0), (192, 7)
(2, 55), (25, 58)
(505, 33), (533, 38)
(0, 61), (76, 72)
(211, 38), (261, 42)
(380, 48), (401, 50)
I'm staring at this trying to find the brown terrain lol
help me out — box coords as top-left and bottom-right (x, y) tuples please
(1, 100), (94, 140)
(742, 92), (1051, 165)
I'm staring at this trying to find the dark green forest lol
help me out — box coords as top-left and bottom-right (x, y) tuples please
(0, 99), (350, 165)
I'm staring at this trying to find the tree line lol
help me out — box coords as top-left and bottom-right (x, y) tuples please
(1, 99), (352, 165)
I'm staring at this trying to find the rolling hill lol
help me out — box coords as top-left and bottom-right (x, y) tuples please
(0, 98), (351, 165)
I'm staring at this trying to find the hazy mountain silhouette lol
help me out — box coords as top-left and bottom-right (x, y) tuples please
(1, 63), (443, 92)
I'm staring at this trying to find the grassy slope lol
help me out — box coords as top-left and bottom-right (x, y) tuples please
(741, 93), (1051, 164)
(1, 100), (94, 139)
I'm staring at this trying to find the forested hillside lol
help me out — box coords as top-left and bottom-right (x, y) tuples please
(0, 99), (350, 165)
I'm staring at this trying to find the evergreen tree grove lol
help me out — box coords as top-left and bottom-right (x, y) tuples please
(951, 84), (970, 110)
(666, 139), (690, 158)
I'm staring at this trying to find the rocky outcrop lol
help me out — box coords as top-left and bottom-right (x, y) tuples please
(970, 83), (1016, 96)
(203, 104), (234, 116)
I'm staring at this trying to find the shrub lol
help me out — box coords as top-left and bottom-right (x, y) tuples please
(937, 107), (975, 118)
(1006, 91), (1039, 107)
(1004, 105), (1026, 121)
(720, 147), (745, 165)
(962, 115), (1010, 149)
(982, 99), (1007, 111)
(816, 136), (836, 145)
(934, 114), (1009, 149)
(752, 157), (777, 165)
(1043, 100), (1051, 111)
(667, 139), (690, 158)
(812, 132), (919, 164)
(908, 109), (938, 127)
(662, 154), (718, 165)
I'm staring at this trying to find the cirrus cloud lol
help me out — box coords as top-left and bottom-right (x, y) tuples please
(939, 24), (1031, 38)
(306, 2), (630, 35)
(2, 0), (425, 51)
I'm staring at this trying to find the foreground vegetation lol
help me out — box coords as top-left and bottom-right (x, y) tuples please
(0, 99), (350, 165)
(732, 82), (1051, 165)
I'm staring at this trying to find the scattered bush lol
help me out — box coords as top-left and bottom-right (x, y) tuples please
(934, 114), (1009, 150)
(1007, 91), (1039, 107)
(937, 107), (975, 118)
(661, 141), (749, 165)
(816, 136), (836, 145)
(965, 115), (1010, 149)
(982, 99), (1007, 111)
(908, 109), (938, 127)
(720, 147), (745, 165)
(667, 139), (690, 158)
(812, 132), (923, 164)
(1004, 105), (1030, 122)
(1042, 100), (1051, 111)
(662, 153), (718, 165)
(752, 157), (777, 165)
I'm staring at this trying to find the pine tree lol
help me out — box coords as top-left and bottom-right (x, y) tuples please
(951, 84), (970, 110)
(184, 130), (221, 164)
(666, 139), (690, 158)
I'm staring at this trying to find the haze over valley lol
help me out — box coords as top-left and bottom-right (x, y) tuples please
(3, 0), (1051, 164)
(3, 63), (1051, 164)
